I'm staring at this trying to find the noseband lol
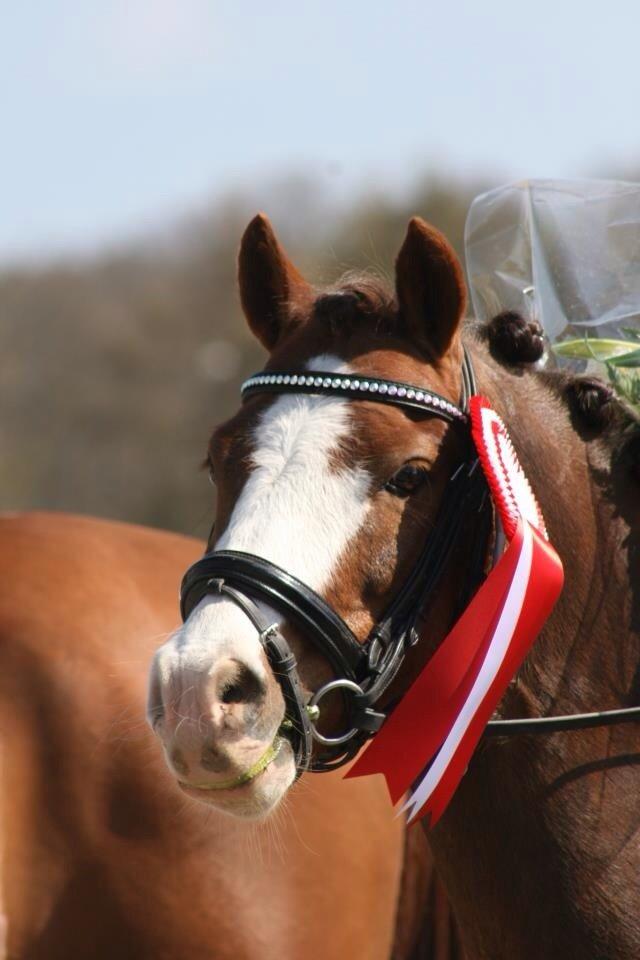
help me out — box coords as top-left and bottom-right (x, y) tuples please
(180, 350), (640, 775)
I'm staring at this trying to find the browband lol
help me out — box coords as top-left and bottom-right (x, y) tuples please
(241, 371), (467, 423)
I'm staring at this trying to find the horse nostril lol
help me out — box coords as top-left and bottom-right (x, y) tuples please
(218, 664), (266, 706)
(221, 682), (244, 704)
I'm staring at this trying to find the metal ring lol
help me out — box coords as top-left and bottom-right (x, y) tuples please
(307, 679), (364, 746)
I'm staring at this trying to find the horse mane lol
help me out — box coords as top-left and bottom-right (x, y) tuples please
(312, 272), (639, 476)
(474, 309), (640, 471)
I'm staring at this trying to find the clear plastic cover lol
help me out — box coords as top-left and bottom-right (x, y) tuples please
(464, 179), (640, 348)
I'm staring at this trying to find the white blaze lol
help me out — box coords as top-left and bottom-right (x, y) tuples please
(217, 357), (371, 585)
(154, 355), (371, 685)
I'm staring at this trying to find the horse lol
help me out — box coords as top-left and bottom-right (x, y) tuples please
(149, 211), (639, 959)
(0, 510), (462, 960)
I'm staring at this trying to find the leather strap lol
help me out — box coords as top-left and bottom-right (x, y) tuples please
(181, 552), (365, 678)
(485, 705), (640, 736)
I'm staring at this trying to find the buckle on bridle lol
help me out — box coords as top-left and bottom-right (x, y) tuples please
(306, 679), (386, 745)
(206, 577), (225, 593)
(259, 623), (279, 643)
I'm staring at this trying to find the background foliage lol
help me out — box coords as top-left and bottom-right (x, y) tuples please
(0, 175), (487, 537)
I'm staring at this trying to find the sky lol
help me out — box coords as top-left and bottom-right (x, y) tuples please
(2, 0), (640, 262)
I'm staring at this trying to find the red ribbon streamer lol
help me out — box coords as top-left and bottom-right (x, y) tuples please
(346, 398), (564, 826)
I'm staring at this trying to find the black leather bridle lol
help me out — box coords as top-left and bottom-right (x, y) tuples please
(180, 350), (640, 775)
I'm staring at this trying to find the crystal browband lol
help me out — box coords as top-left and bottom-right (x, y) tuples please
(241, 371), (467, 423)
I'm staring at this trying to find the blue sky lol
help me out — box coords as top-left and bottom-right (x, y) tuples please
(2, 0), (639, 261)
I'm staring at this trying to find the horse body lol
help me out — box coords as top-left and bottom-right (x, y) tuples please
(150, 213), (639, 959)
(427, 348), (640, 959)
(0, 512), (421, 960)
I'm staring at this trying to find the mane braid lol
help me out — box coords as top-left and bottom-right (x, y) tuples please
(466, 322), (640, 459)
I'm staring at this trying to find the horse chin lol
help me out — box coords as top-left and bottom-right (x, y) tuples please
(176, 738), (297, 820)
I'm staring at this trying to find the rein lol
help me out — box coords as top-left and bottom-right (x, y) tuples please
(180, 349), (640, 775)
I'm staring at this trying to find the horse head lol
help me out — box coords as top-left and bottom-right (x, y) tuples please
(147, 213), (480, 817)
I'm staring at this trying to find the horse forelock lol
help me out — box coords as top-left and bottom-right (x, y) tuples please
(312, 272), (396, 336)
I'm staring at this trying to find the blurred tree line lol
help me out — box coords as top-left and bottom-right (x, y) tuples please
(0, 174), (488, 538)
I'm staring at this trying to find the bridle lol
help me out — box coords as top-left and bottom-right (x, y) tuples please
(180, 349), (640, 775)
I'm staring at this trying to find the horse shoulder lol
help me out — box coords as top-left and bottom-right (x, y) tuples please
(0, 513), (418, 960)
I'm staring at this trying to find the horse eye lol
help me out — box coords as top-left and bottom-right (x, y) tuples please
(385, 464), (428, 497)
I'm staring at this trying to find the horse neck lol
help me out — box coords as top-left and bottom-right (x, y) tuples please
(427, 340), (640, 960)
(472, 343), (637, 710)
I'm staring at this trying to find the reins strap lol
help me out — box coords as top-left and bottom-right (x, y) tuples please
(485, 705), (640, 736)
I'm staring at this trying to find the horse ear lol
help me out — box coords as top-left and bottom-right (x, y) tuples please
(238, 214), (312, 351)
(395, 217), (467, 359)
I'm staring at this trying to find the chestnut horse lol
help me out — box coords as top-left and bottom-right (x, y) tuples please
(150, 214), (639, 959)
(0, 511), (462, 960)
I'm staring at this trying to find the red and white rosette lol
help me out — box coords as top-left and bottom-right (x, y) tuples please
(471, 397), (547, 541)
(347, 396), (564, 826)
